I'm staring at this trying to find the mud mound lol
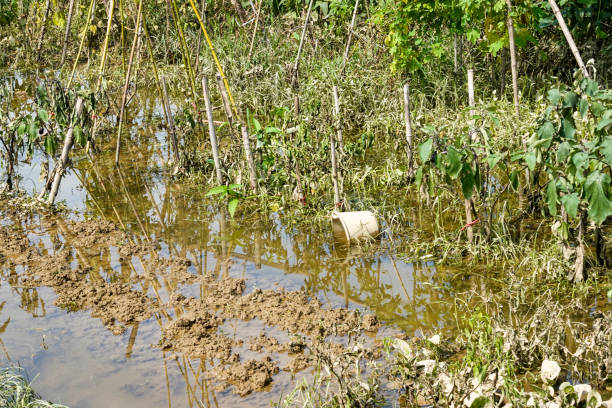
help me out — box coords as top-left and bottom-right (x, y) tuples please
(211, 357), (279, 396)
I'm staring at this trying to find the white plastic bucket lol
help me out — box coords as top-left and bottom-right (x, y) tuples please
(331, 211), (380, 244)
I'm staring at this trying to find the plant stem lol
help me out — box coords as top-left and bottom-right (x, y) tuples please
(202, 77), (224, 185)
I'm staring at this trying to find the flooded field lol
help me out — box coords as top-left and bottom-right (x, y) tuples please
(0, 74), (491, 407)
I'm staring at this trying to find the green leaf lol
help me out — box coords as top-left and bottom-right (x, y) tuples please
(252, 118), (262, 132)
(74, 124), (85, 146)
(418, 138), (433, 163)
(265, 126), (282, 134)
(44, 134), (56, 155)
(597, 118), (612, 131)
(546, 180), (558, 216)
(415, 166), (423, 187)
(228, 198), (239, 218)
(601, 136), (612, 166)
(557, 141), (572, 163)
(206, 185), (228, 197)
(591, 102), (605, 117)
(460, 166), (475, 199)
(585, 79), (599, 97)
(509, 170), (519, 191)
(524, 151), (537, 171)
(486, 153), (502, 170)
(470, 396), (491, 408)
(584, 171), (612, 225)
(562, 92), (578, 109)
(38, 109), (49, 123)
(561, 118), (576, 139)
(561, 193), (580, 218)
(445, 146), (462, 179)
(547, 88), (561, 105)
(537, 121), (555, 140)
(579, 98), (589, 118)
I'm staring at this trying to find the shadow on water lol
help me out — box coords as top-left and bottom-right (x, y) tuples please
(0, 74), (500, 407)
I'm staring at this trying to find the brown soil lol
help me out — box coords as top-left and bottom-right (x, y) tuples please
(0, 207), (381, 396)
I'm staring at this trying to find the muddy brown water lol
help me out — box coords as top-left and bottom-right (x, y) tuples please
(1, 75), (502, 407)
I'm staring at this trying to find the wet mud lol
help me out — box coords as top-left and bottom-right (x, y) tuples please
(0, 206), (381, 396)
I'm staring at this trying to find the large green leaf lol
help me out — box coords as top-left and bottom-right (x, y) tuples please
(206, 185), (228, 197)
(557, 141), (572, 163)
(547, 180), (558, 216)
(74, 124), (86, 146)
(547, 88), (561, 105)
(561, 193), (580, 219)
(228, 198), (239, 218)
(584, 171), (612, 225)
(509, 170), (519, 191)
(597, 118), (612, 131)
(601, 136), (612, 166)
(524, 151), (537, 171)
(561, 117), (576, 139)
(562, 92), (578, 109)
(579, 98), (589, 118)
(418, 138), (433, 163)
(537, 121), (555, 140)
(445, 146), (462, 179)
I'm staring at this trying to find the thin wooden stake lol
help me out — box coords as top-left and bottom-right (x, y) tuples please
(340, 0), (359, 74)
(505, 0), (520, 118)
(241, 125), (258, 193)
(215, 73), (235, 128)
(96, 0), (115, 90)
(467, 69), (476, 142)
(60, 0), (77, 65)
(47, 98), (84, 205)
(403, 83), (414, 178)
(330, 132), (340, 207)
(115, 0), (143, 166)
(36, 0), (52, 58)
(290, 0), (314, 88)
(247, 0), (263, 60)
(465, 69), (476, 244)
(332, 86), (343, 151)
(202, 77), (224, 185)
(68, 0), (96, 87)
(547, 0), (589, 78)
(161, 77), (180, 165)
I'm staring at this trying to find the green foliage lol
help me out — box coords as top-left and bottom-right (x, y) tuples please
(206, 184), (244, 218)
(0, 367), (69, 408)
(525, 73), (612, 226)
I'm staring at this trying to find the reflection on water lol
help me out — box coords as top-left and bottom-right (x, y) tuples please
(0, 80), (485, 407)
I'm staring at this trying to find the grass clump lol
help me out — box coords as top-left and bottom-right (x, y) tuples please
(0, 367), (68, 408)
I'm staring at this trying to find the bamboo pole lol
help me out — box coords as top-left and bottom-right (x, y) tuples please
(47, 97), (84, 205)
(332, 85), (343, 151)
(547, 0), (589, 78)
(193, 0), (207, 75)
(68, 0), (96, 88)
(290, 0), (314, 88)
(161, 77), (180, 166)
(215, 73), (235, 129)
(202, 77), (224, 185)
(36, 0), (52, 58)
(340, 0), (359, 74)
(247, 0), (263, 60)
(187, 0), (239, 116)
(241, 125), (258, 193)
(403, 83), (414, 178)
(119, 0), (126, 74)
(96, 0), (116, 90)
(505, 0), (520, 118)
(464, 69), (476, 244)
(115, 0), (143, 166)
(60, 0), (77, 66)
(330, 131), (341, 207)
